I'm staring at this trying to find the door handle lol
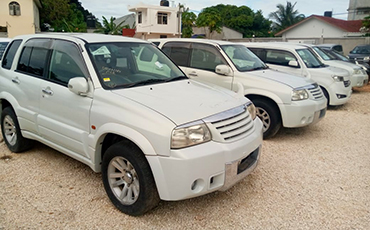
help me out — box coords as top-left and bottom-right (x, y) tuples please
(11, 78), (20, 84)
(188, 72), (198, 77)
(42, 88), (54, 95)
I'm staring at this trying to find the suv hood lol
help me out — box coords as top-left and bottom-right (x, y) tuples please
(308, 66), (351, 80)
(249, 69), (315, 88)
(112, 80), (248, 125)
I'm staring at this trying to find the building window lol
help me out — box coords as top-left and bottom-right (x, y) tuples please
(157, 13), (168, 25)
(160, 35), (167, 38)
(138, 12), (142, 24)
(9, 1), (21, 16)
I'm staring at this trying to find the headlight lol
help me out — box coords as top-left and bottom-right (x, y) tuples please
(332, 75), (344, 82)
(171, 121), (211, 149)
(353, 68), (365, 75)
(246, 102), (256, 120)
(292, 89), (309, 101)
(364, 56), (370, 61)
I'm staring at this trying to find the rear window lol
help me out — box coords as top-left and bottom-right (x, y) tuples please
(1, 40), (22, 69)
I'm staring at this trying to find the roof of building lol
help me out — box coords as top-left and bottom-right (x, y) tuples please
(113, 13), (136, 29)
(275, 15), (363, 36)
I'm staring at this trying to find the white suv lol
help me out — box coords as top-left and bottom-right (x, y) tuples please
(151, 38), (327, 138)
(0, 34), (263, 216)
(306, 44), (368, 87)
(244, 42), (352, 106)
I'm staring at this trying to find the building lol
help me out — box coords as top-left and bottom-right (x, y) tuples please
(128, 1), (181, 40)
(347, 0), (370, 21)
(0, 0), (41, 38)
(275, 15), (364, 40)
(192, 26), (243, 40)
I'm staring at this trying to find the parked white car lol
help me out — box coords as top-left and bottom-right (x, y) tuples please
(0, 34), (263, 216)
(151, 38), (327, 139)
(244, 42), (352, 106)
(305, 44), (368, 87)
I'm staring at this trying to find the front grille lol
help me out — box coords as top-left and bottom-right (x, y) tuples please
(204, 105), (254, 142)
(344, 80), (351, 87)
(307, 83), (324, 100)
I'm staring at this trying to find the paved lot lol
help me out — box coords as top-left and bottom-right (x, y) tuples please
(1, 87), (369, 229)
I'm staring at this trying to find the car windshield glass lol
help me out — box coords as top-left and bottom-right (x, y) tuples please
(86, 42), (186, 89)
(324, 49), (349, 61)
(351, 45), (370, 54)
(296, 48), (325, 68)
(0, 42), (9, 60)
(221, 45), (267, 72)
(312, 46), (336, 61)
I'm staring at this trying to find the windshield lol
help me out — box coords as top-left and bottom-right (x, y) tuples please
(296, 48), (325, 68)
(351, 45), (370, 54)
(221, 45), (267, 72)
(86, 42), (186, 89)
(330, 50), (349, 61)
(0, 42), (9, 60)
(312, 46), (336, 61)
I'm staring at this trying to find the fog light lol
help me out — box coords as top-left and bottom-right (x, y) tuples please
(336, 94), (347, 99)
(300, 117), (307, 124)
(190, 179), (205, 192)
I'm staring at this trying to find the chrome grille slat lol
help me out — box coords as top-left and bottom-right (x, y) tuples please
(204, 105), (255, 142)
(308, 84), (324, 100)
(222, 121), (254, 140)
(219, 117), (252, 134)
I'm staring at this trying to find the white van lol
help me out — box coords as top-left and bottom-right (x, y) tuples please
(305, 44), (368, 87)
(151, 38), (327, 139)
(243, 42), (352, 106)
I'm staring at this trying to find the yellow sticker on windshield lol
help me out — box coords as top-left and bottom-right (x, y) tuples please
(103, 78), (110, 82)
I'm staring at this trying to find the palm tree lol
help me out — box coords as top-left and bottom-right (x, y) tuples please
(94, 16), (126, 35)
(269, 1), (305, 33)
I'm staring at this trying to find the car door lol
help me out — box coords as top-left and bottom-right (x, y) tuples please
(162, 42), (234, 90)
(38, 39), (93, 158)
(2, 39), (51, 134)
(250, 48), (306, 78)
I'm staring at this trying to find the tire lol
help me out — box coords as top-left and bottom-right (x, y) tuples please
(1, 107), (34, 153)
(252, 98), (281, 139)
(320, 86), (330, 106)
(101, 141), (160, 216)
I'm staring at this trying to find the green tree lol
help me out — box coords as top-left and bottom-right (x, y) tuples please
(269, 1), (305, 33)
(196, 8), (222, 38)
(361, 15), (370, 36)
(94, 16), (127, 35)
(180, 5), (197, 38)
(195, 4), (271, 38)
(40, 0), (93, 32)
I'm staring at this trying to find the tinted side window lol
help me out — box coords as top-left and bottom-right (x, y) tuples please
(333, 45), (342, 53)
(190, 43), (227, 71)
(162, 42), (190, 67)
(265, 49), (297, 67)
(48, 40), (87, 86)
(16, 39), (51, 77)
(1, 40), (22, 69)
(249, 48), (266, 62)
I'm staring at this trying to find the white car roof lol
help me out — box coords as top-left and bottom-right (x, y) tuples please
(241, 42), (310, 50)
(149, 38), (237, 46)
(12, 33), (150, 44)
(0, 38), (12, 42)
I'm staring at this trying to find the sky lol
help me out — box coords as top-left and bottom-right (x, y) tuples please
(78, 0), (350, 22)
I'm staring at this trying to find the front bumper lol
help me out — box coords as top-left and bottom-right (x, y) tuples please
(146, 118), (263, 201)
(280, 98), (327, 128)
(327, 81), (352, 106)
(351, 73), (368, 87)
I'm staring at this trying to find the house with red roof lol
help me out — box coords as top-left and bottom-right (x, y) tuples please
(275, 15), (364, 39)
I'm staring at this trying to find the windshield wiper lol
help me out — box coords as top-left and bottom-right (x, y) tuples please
(248, 66), (268, 71)
(165, 76), (188, 82)
(125, 78), (166, 88)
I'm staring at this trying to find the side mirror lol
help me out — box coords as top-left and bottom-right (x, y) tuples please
(349, 50), (354, 54)
(288, 60), (299, 67)
(68, 77), (89, 95)
(215, 64), (231, 75)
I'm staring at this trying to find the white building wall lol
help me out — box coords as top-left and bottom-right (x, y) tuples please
(283, 18), (344, 39)
(129, 3), (181, 40)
